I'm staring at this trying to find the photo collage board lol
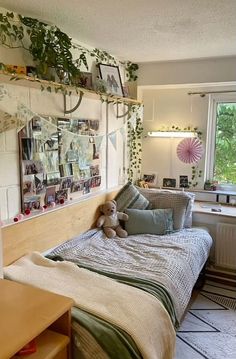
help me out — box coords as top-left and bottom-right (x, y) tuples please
(19, 116), (102, 213)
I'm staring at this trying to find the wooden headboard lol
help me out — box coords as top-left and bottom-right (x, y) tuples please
(2, 189), (119, 266)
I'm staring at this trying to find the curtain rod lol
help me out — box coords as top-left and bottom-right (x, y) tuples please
(188, 90), (236, 97)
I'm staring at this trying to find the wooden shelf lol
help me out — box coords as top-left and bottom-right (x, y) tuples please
(0, 70), (142, 105)
(12, 330), (69, 359)
(0, 279), (73, 359)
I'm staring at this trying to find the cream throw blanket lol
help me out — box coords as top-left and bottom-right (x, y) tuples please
(4, 252), (175, 359)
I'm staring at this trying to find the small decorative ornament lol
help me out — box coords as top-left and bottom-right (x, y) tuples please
(18, 213), (24, 220)
(13, 217), (19, 222)
(59, 198), (64, 205)
(43, 205), (48, 209)
(25, 209), (31, 215)
(177, 137), (203, 164)
(50, 201), (56, 207)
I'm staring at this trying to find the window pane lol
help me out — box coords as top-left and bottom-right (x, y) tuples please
(214, 103), (236, 184)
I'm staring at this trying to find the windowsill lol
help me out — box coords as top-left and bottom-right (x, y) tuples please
(193, 201), (236, 218)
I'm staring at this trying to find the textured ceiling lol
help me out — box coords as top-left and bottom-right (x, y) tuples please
(1, 0), (236, 63)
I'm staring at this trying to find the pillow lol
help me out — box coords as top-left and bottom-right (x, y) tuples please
(124, 208), (173, 235)
(183, 192), (195, 228)
(138, 188), (191, 230)
(115, 182), (149, 212)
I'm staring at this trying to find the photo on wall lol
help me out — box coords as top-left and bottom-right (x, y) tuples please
(21, 138), (33, 160)
(23, 160), (44, 175)
(163, 178), (176, 188)
(23, 175), (36, 195)
(19, 116), (103, 213)
(45, 186), (56, 205)
(55, 189), (68, 203)
(35, 173), (46, 195)
(142, 173), (158, 186)
(23, 195), (41, 211)
(179, 175), (189, 188)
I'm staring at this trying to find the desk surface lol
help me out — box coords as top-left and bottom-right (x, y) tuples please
(0, 279), (73, 358)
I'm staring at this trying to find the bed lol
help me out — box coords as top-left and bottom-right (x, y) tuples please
(2, 185), (213, 359)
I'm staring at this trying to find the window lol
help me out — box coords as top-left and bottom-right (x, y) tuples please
(205, 94), (236, 189)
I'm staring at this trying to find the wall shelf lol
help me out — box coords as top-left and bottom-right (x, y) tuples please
(0, 70), (142, 106)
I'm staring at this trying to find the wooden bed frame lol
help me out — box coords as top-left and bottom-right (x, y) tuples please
(2, 189), (119, 266)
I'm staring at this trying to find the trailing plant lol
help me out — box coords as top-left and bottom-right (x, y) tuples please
(188, 166), (203, 188)
(0, 11), (139, 86)
(73, 44), (139, 82)
(155, 124), (203, 140)
(127, 105), (143, 183)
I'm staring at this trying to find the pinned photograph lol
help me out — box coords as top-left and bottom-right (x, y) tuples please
(45, 186), (56, 204)
(24, 195), (41, 211)
(35, 173), (46, 194)
(83, 179), (91, 194)
(45, 151), (59, 172)
(93, 143), (99, 159)
(60, 177), (73, 190)
(21, 138), (33, 160)
(44, 133), (59, 151)
(55, 189), (68, 203)
(91, 175), (101, 188)
(59, 163), (73, 177)
(71, 180), (84, 193)
(90, 164), (100, 177)
(163, 178), (176, 188)
(23, 160), (44, 175)
(46, 172), (60, 186)
(23, 175), (36, 195)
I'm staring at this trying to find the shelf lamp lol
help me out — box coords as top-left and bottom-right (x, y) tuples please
(147, 131), (197, 138)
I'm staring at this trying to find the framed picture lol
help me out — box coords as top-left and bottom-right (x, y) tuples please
(179, 175), (189, 188)
(78, 72), (93, 90)
(98, 64), (124, 97)
(142, 173), (158, 186)
(163, 178), (176, 188)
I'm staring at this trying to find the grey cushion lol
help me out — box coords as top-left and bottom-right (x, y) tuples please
(138, 188), (191, 230)
(115, 182), (149, 212)
(125, 208), (173, 235)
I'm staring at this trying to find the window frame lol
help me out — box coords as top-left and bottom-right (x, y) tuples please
(205, 93), (236, 188)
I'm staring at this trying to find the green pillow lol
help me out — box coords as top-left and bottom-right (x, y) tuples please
(124, 208), (173, 235)
(115, 182), (149, 212)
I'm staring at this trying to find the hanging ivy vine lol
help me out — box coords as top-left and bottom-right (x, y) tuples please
(0, 11), (139, 85)
(127, 106), (143, 183)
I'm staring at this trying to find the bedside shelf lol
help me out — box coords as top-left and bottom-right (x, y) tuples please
(12, 330), (69, 359)
(0, 279), (74, 359)
(0, 70), (141, 105)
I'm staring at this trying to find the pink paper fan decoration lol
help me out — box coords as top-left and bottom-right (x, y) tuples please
(177, 137), (203, 164)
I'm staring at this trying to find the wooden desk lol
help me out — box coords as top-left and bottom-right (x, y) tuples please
(0, 279), (74, 359)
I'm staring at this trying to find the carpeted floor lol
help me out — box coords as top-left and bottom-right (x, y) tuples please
(174, 280), (236, 359)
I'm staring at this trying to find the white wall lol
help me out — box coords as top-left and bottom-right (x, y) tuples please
(137, 56), (236, 189)
(138, 56), (236, 86)
(0, 7), (129, 221)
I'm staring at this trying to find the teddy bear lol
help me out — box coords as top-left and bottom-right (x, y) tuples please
(96, 200), (129, 238)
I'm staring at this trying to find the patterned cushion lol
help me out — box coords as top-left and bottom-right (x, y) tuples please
(125, 208), (173, 235)
(114, 182), (150, 212)
(138, 188), (191, 230)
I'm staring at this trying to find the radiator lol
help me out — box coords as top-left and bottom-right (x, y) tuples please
(215, 223), (236, 270)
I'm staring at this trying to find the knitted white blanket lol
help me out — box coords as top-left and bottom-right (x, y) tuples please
(4, 252), (175, 359)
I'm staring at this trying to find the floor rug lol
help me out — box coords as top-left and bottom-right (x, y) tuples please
(174, 280), (236, 359)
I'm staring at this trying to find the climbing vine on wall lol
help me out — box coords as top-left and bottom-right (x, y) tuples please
(127, 106), (143, 183)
